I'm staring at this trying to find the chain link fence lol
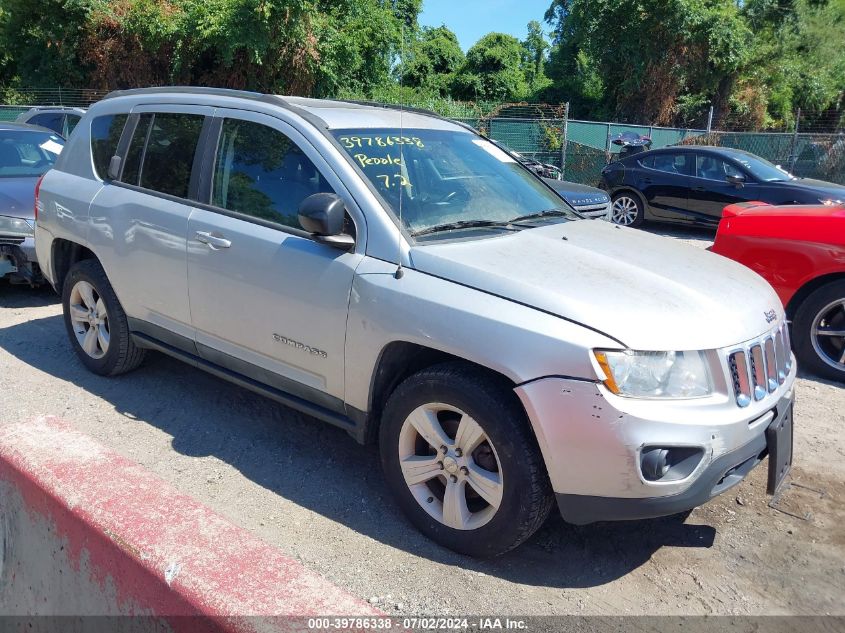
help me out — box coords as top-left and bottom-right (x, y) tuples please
(2, 88), (843, 186)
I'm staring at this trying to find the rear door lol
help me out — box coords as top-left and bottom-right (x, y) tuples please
(686, 153), (759, 223)
(635, 152), (693, 220)
(87, 104), (212, 348)
(185, 109), (363, 407)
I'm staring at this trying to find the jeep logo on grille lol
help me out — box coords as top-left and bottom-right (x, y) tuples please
(764, 309), (777, 324)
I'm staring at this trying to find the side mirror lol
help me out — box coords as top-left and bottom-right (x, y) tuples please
(298, 193), (355, 251)
(726, 174), (745, 187)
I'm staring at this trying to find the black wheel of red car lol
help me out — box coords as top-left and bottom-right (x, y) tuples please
(793, 280), (845, 383)
(610, 192), (644, 227)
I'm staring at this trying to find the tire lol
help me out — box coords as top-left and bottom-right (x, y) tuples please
(793, 280), (845, 382)
(610, 192), (644, 227)
(379, 362), (554, 557)
(62, 258), (145, 376)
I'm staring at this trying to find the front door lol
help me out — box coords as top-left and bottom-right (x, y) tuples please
(686, 153), (758, 223)
(185, 110), (363, 409)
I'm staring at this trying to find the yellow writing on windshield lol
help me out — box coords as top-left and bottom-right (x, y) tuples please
(339, 135), (425, 149)
(354, 153), (403, 169)
(376, 174), (411, 189)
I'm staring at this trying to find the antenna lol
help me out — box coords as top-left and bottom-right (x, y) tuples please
(394, 2), (405, 280)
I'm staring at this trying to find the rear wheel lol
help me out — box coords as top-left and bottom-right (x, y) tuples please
(62, 259), (145, 376)
(610, 192), (644, 226)
(379, 363), (554, 557)
(793, 280), (845, 382)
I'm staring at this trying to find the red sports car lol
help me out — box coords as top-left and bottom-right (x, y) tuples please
(711, 201), (845, 382)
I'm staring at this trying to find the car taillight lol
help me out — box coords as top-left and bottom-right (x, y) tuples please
(34, 173), (45, 221)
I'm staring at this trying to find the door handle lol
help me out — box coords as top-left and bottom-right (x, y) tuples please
(195, 231), (231, 249)
(692, 186), (707, 192)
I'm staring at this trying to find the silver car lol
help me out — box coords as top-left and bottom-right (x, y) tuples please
(35, 88), (796, 557)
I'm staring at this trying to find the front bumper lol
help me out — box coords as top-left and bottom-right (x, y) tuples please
(556, 393), (792, 524)
(515, 356), (796, 525)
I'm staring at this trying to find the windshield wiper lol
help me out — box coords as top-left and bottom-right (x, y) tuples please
(410, 220), (515, 237)
(508, 208), (572, 224)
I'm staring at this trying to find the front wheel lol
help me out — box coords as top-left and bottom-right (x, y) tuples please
(793, 280), (845, 382)
(379, 363), (554, 557)
(610, 192), (644, 226)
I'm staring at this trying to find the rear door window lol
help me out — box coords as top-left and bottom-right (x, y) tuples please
(29, 113), (65, 135)
(120, 114), (152, 186)
(645, 153), (690, 175)
(90, 114), (128, 179)
(139, 114), (204, 198)
(119, 113), (204, 199)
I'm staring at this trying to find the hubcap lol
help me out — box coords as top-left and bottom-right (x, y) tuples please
(611, 196), (639, 226)
(398, 403), (503, 531)
(811, 298), (845, 372)
(68, 280), (110, 360)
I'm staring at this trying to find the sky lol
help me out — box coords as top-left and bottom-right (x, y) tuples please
(418, 0), (550, 51)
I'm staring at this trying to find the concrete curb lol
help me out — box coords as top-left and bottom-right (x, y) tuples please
(0, 416), (382, 630)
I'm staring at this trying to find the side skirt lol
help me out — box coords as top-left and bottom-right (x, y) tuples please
(130, 330), (369, 441)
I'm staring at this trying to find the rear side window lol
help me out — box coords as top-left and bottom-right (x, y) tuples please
(211, 119), (336, 228)
(91, 114), (128, 179)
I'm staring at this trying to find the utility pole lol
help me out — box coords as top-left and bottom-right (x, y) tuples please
(789, 108), (801, 172)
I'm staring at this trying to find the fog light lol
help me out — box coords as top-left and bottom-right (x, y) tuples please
(641, 448), (670, 481)
(640, 446), (705, 482)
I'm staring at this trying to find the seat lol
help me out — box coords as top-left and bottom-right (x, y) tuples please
(0, 143), (21, 169)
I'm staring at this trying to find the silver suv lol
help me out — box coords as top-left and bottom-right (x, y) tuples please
(35, 88), (796, 557)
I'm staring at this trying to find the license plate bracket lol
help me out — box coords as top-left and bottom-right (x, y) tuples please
(766, 403), (793, 495)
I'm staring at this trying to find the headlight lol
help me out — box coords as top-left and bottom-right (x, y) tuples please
(0, 215), (34, 238)
(593, 350), (713, 398)
(819, 198), (843, 206)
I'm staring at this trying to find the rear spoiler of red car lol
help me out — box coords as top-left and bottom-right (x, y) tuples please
(722, 201), (771, 219)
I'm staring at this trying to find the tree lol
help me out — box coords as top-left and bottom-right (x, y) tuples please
(0, 0), (93, 89)
(522, 20), (550, 94)
(544, 0), (752, 125)
(400, 25), (464, 96)
(453, 33), (529, 101)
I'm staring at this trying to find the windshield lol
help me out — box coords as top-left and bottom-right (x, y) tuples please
(332, 128), (575, 235)
(0, 130), (63, 178)
(730, 152), (793, 182)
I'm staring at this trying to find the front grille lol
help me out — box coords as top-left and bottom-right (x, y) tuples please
(728, 322), (792, 408)
(574, 202), (611, 215)
(0, 236), (25, 245)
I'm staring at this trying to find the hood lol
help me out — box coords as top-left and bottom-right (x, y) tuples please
(775, 177), (845, 199)
(0, 177), (37, 219)
(543, 178), (609, 206)
(409, 220), (783, 351)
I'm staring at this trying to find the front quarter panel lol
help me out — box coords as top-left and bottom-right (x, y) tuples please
(344, 257), (619, 413)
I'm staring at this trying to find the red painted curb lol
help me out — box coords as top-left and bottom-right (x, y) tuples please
(0, 416), (382, 629)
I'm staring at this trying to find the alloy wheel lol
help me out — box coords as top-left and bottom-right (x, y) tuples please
(398, 403), (503, 531)
(811, 298), (845, 372)
(610, 196), (639, 225)
(68, 280), (110, 360)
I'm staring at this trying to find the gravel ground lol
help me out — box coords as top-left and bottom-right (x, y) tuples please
(1, 225), (843, 616)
